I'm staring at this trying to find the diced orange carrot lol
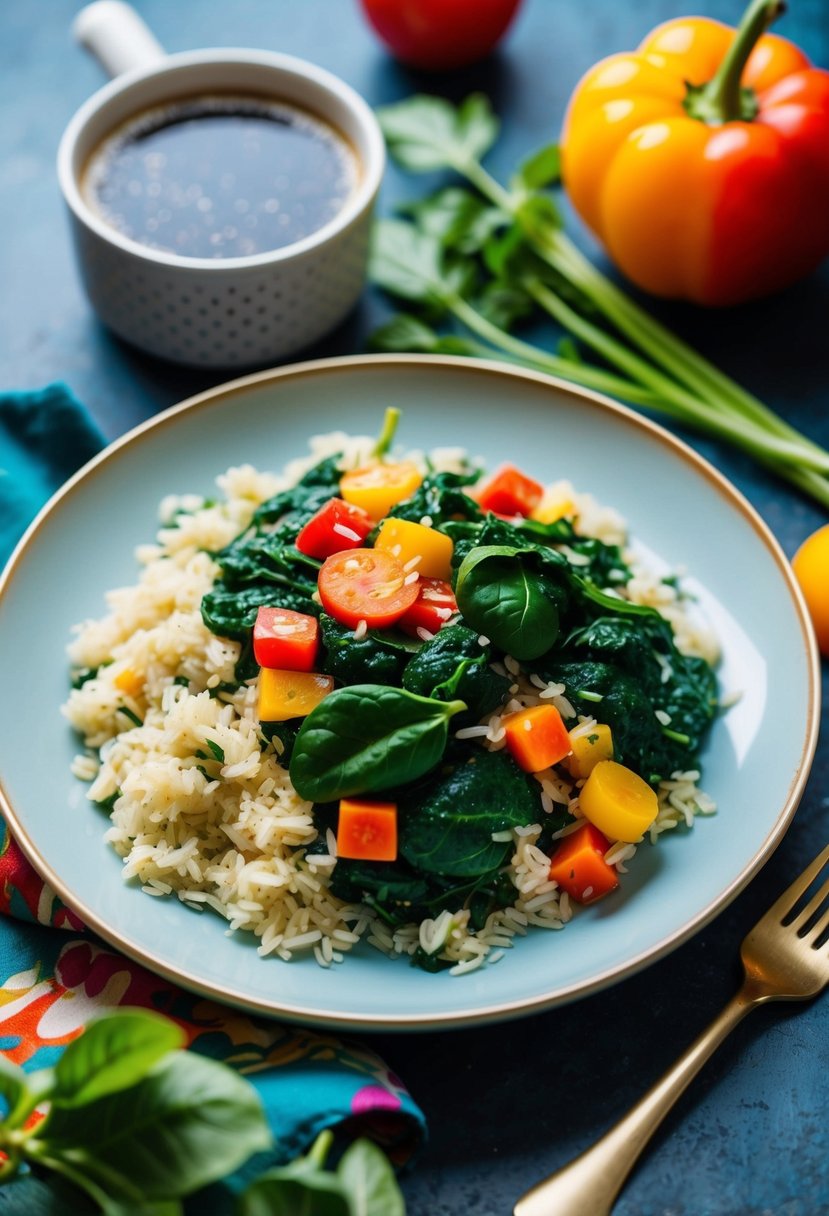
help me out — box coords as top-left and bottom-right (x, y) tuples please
(503, 704), (572, 772)
(548, 823), (619, 904)
(337, 799), (398, 861)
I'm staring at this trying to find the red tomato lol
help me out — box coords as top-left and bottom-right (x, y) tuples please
(476, 464), (543, 517)
(359, 0), (523, 71)
(318, 548), (419, 629)
(295, 497), (373, 560)
(253, 608), (319, 672)
(399, 578), (458, 638)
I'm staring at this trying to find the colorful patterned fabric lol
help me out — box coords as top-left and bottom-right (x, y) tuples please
(0, 386), (425, 1188)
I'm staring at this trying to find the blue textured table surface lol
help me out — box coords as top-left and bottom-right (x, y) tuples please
(2, 1), (829, 1213)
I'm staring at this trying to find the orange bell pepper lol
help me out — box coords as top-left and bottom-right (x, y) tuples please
(561, 0), (829, 306)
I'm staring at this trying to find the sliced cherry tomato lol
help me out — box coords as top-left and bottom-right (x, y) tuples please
(295, 497), (373, 560)
(317, 548), (419, 629)
(359, 0), (523, 71)
(399, 578), (458, 638)
(339, 461), (422, 520)
(476, 464), (543, 517)
(253, 607), (319, 671)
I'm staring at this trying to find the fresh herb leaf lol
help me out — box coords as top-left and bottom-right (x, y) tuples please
(117, 706), (143, 728)
(511, 143), (561, 192)
(377, 93), (498, 173)
(43, 1051), (271, 1201)
(338, 1137), (406, 1216)
(50, 1010), (184, 1110)
(369, 219), (471, 307)
(205, 740), (225, 763)
(369, 314), (482, 359)
(289, 685), (466, 802)
(401, 186), (505, 253)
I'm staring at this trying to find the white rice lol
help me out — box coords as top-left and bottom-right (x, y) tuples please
(63, 433), (718, 975)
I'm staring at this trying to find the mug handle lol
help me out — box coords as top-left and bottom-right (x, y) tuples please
(73, 1), (166, 78)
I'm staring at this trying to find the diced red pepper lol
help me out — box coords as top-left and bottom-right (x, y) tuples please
(476, 464), (543, 517)
(548, 823), (619, 905)
(295, 497), (373, 560)
(399, 578), (458, 638)
(253, 607), (319, 671)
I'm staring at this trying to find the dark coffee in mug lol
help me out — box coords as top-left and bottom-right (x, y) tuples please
(82, 94), (359, 259)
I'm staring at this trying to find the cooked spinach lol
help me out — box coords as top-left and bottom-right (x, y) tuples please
(384, 469), (482, 528)
(252, 455), (342, 527)
(289, 685), (467, 802)
(399, 745), (539, 877)
(319, 614), (418, 687)
(401, 623), (510, 722)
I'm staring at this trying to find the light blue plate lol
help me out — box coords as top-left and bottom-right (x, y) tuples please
(0, 356), (820, 1030)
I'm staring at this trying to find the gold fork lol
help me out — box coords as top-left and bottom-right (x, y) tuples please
(514, 840), (829, 1216)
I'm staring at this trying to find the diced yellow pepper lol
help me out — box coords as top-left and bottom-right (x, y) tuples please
(114, 667), (144, 699)
(340, 461), (423, 520)
(258, 668), (335, 722)
(530, 490), (575, 524)
(578, 760), (658, 843)
(566, 723), (614, 779)
(374, 518), (454, 581)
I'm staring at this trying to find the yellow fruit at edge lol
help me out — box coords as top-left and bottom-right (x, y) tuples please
(792, 524), (829, 657)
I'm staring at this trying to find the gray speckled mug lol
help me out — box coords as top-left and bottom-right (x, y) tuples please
(57, 2), (385, 368)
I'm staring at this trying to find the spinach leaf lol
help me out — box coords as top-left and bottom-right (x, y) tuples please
(289, 685), (466, 802)
(50, 1010), (184, 1110)
(401, 624), (510, 722)
(455, 546), (561, 660)
(399, 746), (538, 877)
(43, 1052), (271, 1201)
(319, 614), (413, 687)
(338, 1137), (406, 1216)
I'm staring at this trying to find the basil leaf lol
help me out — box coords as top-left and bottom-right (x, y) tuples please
(511, 143), (561, 192)
(377, 93), (498, 173)
(289, 685), (466, 802)
(338, 1138), (406, 1216)
(455, 546), (560, 660)
(42, 1052), (271, 1199)
(50, 1009), (184, 1109)
(238, 1171), (351, 1216)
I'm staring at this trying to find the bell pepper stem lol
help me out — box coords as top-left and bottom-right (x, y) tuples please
(688, 0), (785, 124)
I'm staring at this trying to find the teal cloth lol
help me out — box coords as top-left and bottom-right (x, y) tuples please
(0, 383), (106, 566)
(0, 384), (424, 1208)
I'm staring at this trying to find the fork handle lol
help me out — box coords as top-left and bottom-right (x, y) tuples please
(514, 985), (761, 1216)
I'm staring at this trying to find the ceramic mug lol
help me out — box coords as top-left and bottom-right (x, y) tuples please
(57, 1), (385, 368)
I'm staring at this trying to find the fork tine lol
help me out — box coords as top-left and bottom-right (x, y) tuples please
(788, 874), (829, 934)
(804, 903), (829, 948)
(765, 841), (829, 924)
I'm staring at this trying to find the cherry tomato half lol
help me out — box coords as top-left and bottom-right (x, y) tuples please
(399, 578), (458, 638)
(253, 607), (319, 671)
(295, 497), (373, 560)
(318, 548), (420, 629)
(359, 0), (523, 71)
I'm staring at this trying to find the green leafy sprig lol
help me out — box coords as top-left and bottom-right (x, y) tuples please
(0, 1009), (406, 1215)
(369, 93), (829, 508)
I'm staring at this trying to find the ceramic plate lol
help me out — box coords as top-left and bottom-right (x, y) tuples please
(0, 356), (820, 1030)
